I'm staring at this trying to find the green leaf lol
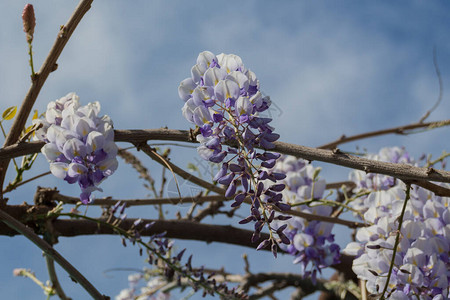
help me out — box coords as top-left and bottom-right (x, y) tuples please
(2, 106), (17, 121)
(187, 163), (198, 172)
(24, 125), (33, 134)
(32, 109), (38, 120)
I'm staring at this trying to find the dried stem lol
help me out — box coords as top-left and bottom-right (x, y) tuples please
(117, 148), (158, 198)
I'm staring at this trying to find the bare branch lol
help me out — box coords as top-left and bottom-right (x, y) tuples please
(0, 0), (93, 199)
(0, 208), (106, 299)
(40, 188), (365, 228)
(326, 181), (356, 190)
(52, 191), (226, 206)
(45, 255), (71, 300)
(2, 129), (450, 199)
(3, 128), (450, 185)
(0, 204), (358, 280)
(318, 119), (450, 150)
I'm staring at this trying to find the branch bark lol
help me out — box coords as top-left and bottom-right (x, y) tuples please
(0, 204), (357, 280)
(2, 129), (450, 186)
(0, 208), (106, 299)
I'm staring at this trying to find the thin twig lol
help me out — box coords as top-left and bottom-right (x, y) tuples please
(192, 201), (224, 222)
(45, 255), (70, 300)
(271, 203), (364, 228)
(117, 148), (158, 198)
(138, 143), (226, 195)
(0, 0), (93, 200)
(360, 280), (367, 300)
(52, 192), (226, 206)
(0, 205), (357, 279)
(325, 181), (356, 190)
(240, 272), (328, 298)
(47, 186), (363, 227)
(380, 184), (410, 300)
(318, 119), (450, 150)
(138, 144), (183, 198)
(419, 47), (443, 123)
(3, 171), (51, 194)
(0, 208), (106, 299)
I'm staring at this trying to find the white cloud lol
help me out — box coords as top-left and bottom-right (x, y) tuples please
(1, 2), (450, 299)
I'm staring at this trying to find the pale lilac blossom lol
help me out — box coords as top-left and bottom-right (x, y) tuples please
(36, 93), (118, 204)
(179, 51), (287, 257)
(343, 182), (450, 299)
(270, 155), (340, 283)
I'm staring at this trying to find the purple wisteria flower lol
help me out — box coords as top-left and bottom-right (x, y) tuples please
(269, 155), (340, 283)
(116, 273), (171, 300)
(345, 147), (449, 298)
(35, 93), (118, 204)
(349, 147), (415, 217)
(179, 51), (288, 255)
(344, 183), (450, 299)
(179, 51), (276, 156)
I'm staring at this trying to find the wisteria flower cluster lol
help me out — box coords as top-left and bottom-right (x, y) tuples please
(270, 155), (340, 283)
(116, 273), (170, 300)
(179, 51), (289, 254)
(344, 148), (450, 299)
(35, 92), (118, 204)
(349, 147), (416, 217)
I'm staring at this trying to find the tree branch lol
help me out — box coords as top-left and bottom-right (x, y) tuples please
(45, 255), (71, 300)
(0, 208), (106, 299)
(52, 192), (226, 207)
(0, 0), (93, 200)
(137, 143), (226, 195)
(2, 128), (450, 198)
(318, 119), (450, 150)
(0, 204), (357, 279)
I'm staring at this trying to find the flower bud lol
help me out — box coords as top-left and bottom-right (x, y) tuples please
(22, 4), (35, 43)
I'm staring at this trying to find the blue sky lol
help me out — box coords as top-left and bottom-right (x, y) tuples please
(1, 1), (450, 299)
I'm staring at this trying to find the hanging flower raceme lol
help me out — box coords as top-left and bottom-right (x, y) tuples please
(179, 51), (288, 255)
(179, 51), (277, 159)
(349, 147), (416, 217)
(269, 155), (340, 283)
(344, 148), (450, 299)
(34, 93), (118, 204)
